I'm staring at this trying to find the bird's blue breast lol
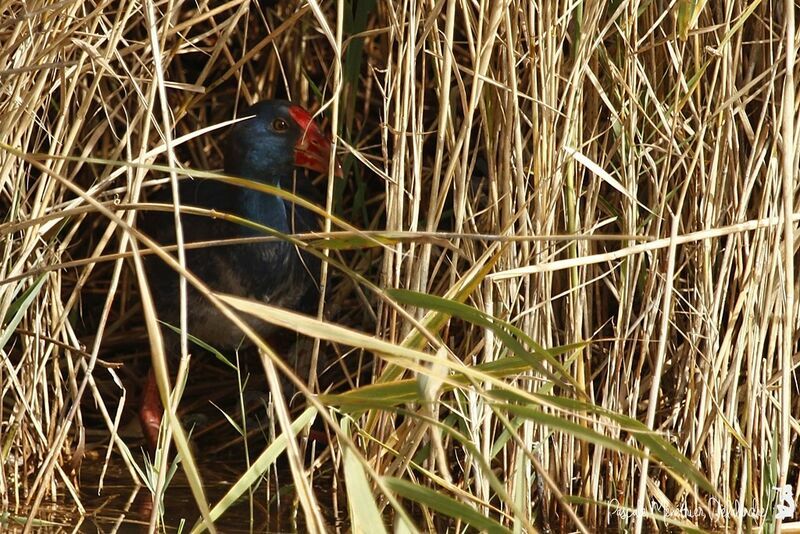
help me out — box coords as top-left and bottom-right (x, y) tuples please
(144, 179), (320, 352)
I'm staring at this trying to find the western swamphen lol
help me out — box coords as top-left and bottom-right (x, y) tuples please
(139, 100), (340, 451)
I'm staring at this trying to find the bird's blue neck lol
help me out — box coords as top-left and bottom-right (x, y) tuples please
(238, 186), (289, 235)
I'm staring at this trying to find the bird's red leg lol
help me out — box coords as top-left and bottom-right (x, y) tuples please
(307, 429), (329, 444)
(139, 368), (162, 452)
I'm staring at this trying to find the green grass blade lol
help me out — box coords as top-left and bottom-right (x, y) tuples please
(383, 477), (511, 534)
(190, 407), (317, 534)
(342, 419), (387, 534)
(1, 274), (46, 347)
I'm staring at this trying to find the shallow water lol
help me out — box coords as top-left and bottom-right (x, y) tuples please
(3, 344), (347, 532)
(5, 439), (343, 533)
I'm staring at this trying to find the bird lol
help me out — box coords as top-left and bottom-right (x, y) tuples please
(138, 99), (340, 451)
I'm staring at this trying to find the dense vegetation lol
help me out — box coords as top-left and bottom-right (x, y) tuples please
(1, 0), (798, 531)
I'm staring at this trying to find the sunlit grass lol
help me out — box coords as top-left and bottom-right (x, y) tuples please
(1, 0), (798, 532)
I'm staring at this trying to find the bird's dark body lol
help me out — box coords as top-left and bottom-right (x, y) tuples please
(144, 177), (320, 351)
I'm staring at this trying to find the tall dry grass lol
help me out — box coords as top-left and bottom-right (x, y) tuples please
(1, 0), (798, 532)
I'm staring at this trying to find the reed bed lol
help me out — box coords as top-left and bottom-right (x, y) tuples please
(1, 0), (798, 532)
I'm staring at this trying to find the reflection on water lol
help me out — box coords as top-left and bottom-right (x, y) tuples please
(4, 348), (347, 532)
(7, 443), (343, 533)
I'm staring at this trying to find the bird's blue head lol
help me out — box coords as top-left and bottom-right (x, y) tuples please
(223, 99), (341, 185)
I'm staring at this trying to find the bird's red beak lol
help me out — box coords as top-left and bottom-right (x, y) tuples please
(289, 106), (343, 177)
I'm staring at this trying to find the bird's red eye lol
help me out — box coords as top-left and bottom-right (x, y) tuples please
(272, 118), (289, 132)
